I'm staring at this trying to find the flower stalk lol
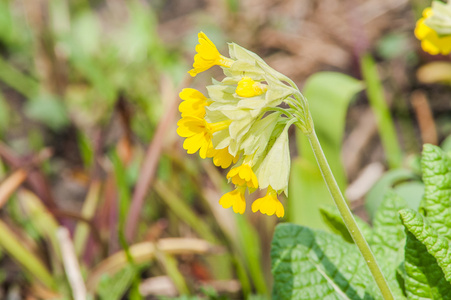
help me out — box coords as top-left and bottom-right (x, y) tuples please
(304, 126), (394, 300)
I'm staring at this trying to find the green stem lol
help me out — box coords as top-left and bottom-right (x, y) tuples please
(305, 127), (394, 300)
(0, 220), (55, 288)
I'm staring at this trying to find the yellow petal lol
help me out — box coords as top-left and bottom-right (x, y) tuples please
(176, 117), (204, 137)
(183, 133), (204, 154)
(212, 147), (236, 168)
(236, 77), (267, 97)
(219, 187), (246, 214)
(198, 138), (211, 159)
(179, 88), (206, 102)
(188, 32), (234, 77)
(414, 19), (432, 40)
(227, 164), (258, 188)
(251, 187), (284, 218)
(414, 7), (451, 55)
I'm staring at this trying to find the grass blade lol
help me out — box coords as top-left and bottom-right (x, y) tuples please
(360, 53), (402, 168)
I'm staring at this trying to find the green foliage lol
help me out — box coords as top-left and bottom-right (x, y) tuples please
(97, 266), (136, 300)
(360, 53), (403, 169)
(400, 210), (451, 299)
(319, 205), (372, 244)
(24, 94), (70, 131)
(289, 72), (363, 229)
(271, 223), (380, 299)
(365, 169), (423, 220)
(235, 216), (267, 295)
(419, 144), (451, 239)
(0, 92), (11, 136)
(272, 144), (451, 299)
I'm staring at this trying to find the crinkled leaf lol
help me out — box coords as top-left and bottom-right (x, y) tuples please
(420, 144), (451, 239)
(369, 191), (408, 298)
(271, 223), (380, 300)
(319, 206), (373, 244)
(371, 191), (407, 265)
(320, 194), (407, 299)
(400, 209), (451, 299)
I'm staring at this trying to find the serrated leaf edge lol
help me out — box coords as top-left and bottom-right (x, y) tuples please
(399, 209), (451, 283)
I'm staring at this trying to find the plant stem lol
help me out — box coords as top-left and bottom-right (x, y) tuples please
(305, 128), (394, 300)
(0, 220), (55, 289)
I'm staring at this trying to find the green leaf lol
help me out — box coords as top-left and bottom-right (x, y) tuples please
(271, 223), (380, 299)
(288, 157), (327, 229)
(97, 265), (135, 300)
(420, 144), (451, 239)
(24, 94), (69, 130)
(300, 72), (364, 186)
(441, 134), (451, 155)
(365, 169), (421, 220)
(319, 206), (373, 244)
(368, 191), (409, 298)
(360, 54), (402, 169)
(320, 193), (407, 299)
(0, 92), (11, 136)
(289, 72), (363, 229)
(235, 215), (267, 295)
(399, 209), (451, 299)
(371, 191), (407, 265)
(376, 33), (411, 60)
(393, 181), (424, 212)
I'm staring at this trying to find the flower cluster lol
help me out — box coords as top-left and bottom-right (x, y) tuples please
(178, 32), (311, 217)
(415, 1), (451, 55)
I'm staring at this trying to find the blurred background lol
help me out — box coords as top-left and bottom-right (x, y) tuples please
(0, 0), (450, 299)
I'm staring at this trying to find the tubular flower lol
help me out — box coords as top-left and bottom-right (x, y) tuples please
(211, 147), (239, 169)
(177, 117), (230, 159)
(178, 31), (314, 217)
(179, 88), (209, 118)
(189, 32), (234, 77)
(415, 7), (451, 55)
(227, 163), (258, 189)
(252, 186), (284, 218)
(236, 77), (268, 97)
(219, 186), (246, 214)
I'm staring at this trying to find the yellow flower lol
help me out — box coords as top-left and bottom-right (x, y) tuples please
(177, 117), (230, 159)
(219, 186), (246, 214)
(415, 8), (451, 55)
(210, 147), (239, 168)
(236, 77), (268, 97)
(179, 88), (209, 118)
(251, 186), (284, 218)
(189, 32), (234, 77)
(227, 163), (258, 188)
